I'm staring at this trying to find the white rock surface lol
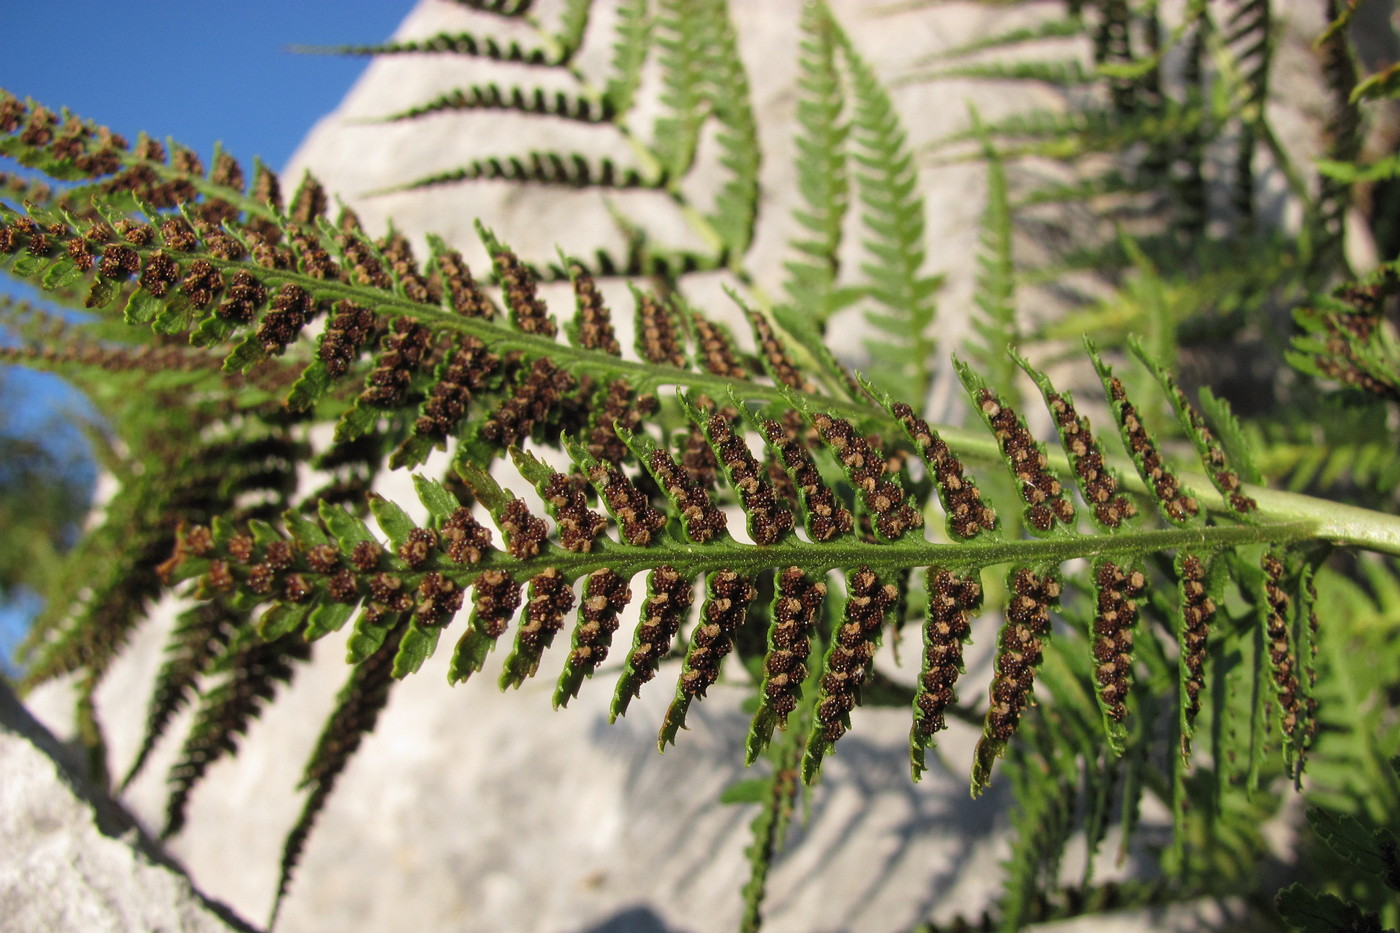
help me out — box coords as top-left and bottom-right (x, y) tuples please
(0, 680), (246, 933)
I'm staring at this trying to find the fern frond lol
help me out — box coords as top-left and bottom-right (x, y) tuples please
(379, 152), (657, 194)
(603, 0), (650, 114)
(835, 16), (940, 403)
(294, 32), (559, 67)
(379, 84), (614, 124)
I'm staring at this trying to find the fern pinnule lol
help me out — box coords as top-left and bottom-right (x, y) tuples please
(604, 0), (650, 115)
(746, 566), (825, 761)
(272, 625), (402, 928)
(758, 415), (852, 544)
(565, 261), (620, 354)
(380, 83), (614, 125)
(660, 568), (757, 748)
(296, 32), (557, 67)
(612, 565), (694, 719)
(698, 0), (760, 260)
(910, 566), (981, 780)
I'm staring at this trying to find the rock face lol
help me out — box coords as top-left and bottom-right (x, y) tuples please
(0, 680), (246, 933)
(16, 1), (1367, 931)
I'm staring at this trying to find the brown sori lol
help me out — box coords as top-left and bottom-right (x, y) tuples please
(984, 568), (1060, 743)
(896, 400), (996, 537)
(570, 265), (620, 354)
(809, 412), (921, 540)
(498, 498), (549, 559)
(585, 379), (656, 463)
(414, 572), (464, 626)
(339, 231), (392, 289)
(1045, 392), (1135, 529)
(586, 461), (666, 546)
(257, 283), (319, 355)
(138, 251), (180, 297)
(762, 567), (826, 723)
(1163, 377), (1256, 514)
(746, 310), (814, 392)
(622, 566), (695, 695)
(318, 301), (382, 377)
(252, 163), (282, 210)
(99, 244), (140, 280)
(637, 291), (687, 367)
(540, 472), (607, 552)
(210, 151), (244, 191)
(378, 229), (435, 304)
(289, 174), (328, 225)
(178, 259), (224, 309)
(515, 567), (575, 654)
(646, 448), (727, 543)
(705, 411), (793, 546)
(441, 506), (494, 564)
(361, 318), (433, 407)
(913, 568), (982, 742)
(434, 247), (493, 318)
(977, 388), (1074, 532)
(1177, 553), (1215, 745)
(397, 527), (438, 569)
(471, 569), (522, 639)
(761, 417), (852, 542)
(691, 312), (745, 379)
(1261, 553), (1304, 742)
(288, 227), (340, 281)
(1091, 560), (1145, 723)
(678, 570), (757, 698)
(414, 336), (498, 440)
(568, 569), (632, 671)
(816, 567), (899, 743)
(680, 418), (721, 491)
(1107, 376), (1199, 523)
(494, 246), (555, 337)
(481, 357), (575, 447)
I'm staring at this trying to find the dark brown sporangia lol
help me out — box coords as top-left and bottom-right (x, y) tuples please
(481, 357), (575, 446)
(1091, 560), (1145, 723)
(977, 388), (1074, 532)
(540, 472), (608, 552)
(1155, 370), (1257, 515)
(680, 419), (721, 491)
(349, 540), (383, 573)
(586, 460), (666, 546)
(891, 401), (996, 539)
(568, 569), (632, 672)
(288, 173), (328, 226)
(441, 506), (494, 565)
(570, 264), (620, 354)
(499, 497), (549, 559)
(586, 379), (656, 463)
(318, 301), (382, 377)
(646, 448), (727, 543)
(339, 231), (392, 289)
(747, 310), (814, 392)
(433, 247), (493, 319)
(373, 230), (429, 302)
(210, 150), (243, 191)
(913, 568), (982, 744)
(471, 569), (522, 640)
(414, 336), (499, 440)
(257, 283), (318, 355)
(159, 218), (198, 254)
(287, 226), (339, 281)
(251, 161), (282, 210)
(493, 245), (556, 337)
(761, 417), (851, 542)
(216, 270), (269, 325)
(178, 258), (224, 309)
(704, 411), (793, 546)
(138, 251), (179, 297)
(678, 570), (758, 698)
(691, 312), (746, 379)
(619, 566), (696, 702)
(637, 291), (687, 367)
(413, 572), (463, 625)
(99, 244), (139, 280)
(984, 568), (1061, 743)
(361, 317), (433, 407)
(809, 412), (921, 540)
(397, 527), (438, 569)
(1045, 392), (1136, 529)
(1106, 376), (1199, 523)
(816, 567), (899, 743)
(762, 567), (826, 722)
(1262, 553), (1306, 747)
(508, 568), (576, 680)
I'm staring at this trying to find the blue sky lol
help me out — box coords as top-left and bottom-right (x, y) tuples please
(0, 1), (415, 668)
(0, 1), (410, 172)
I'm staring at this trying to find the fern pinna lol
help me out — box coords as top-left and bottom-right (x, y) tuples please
(5, 1), (1400, 930)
